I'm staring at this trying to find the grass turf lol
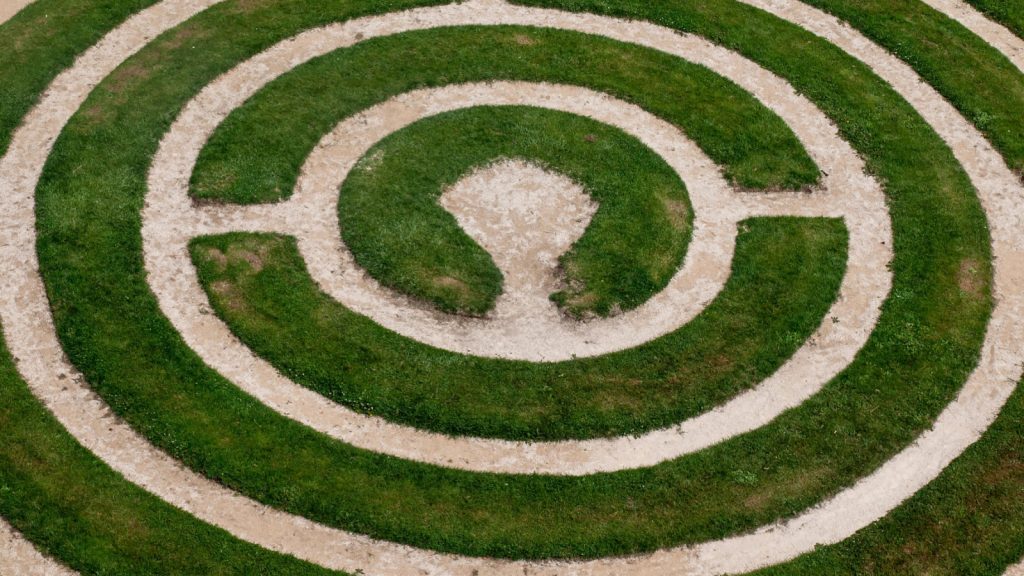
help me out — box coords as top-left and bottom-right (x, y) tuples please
(338, 105), (693, 318)
(190, 217), (843, 440)
(5, 0), (1024, 573)
(748, 385), (1024, 575)
(32, 0), (992, 560)
(191, 22), (819, 208)
(795, 0), (1024, 177)
(0, 336), (341, 575)
(0, 0), (157, 157)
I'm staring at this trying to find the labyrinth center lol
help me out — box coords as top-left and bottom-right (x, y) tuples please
(1, 0), (1024, 575)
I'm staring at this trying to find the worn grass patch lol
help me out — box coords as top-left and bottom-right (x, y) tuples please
(967, 0), (1024, 39)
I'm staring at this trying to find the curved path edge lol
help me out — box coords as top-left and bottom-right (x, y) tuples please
(143, 44), (889, 473)
(0, 517), (76, 576)
(920, 0), (1024, 75)
(760, 1), (1024, 573)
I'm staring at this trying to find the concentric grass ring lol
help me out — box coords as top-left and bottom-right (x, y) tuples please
(2, 1), (1024, 573)
(964, 0), (1024, 38)
(0, 4), (372, 574)
(188, 94), (844, 443)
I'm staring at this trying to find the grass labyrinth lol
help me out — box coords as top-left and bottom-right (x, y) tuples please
(0, 0), (1023, 575)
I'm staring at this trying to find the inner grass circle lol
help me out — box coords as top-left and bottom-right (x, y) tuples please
(338, 104), (692, 318)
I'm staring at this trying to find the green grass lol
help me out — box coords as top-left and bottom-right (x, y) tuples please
(967, 0), (1024, 39)
(189, 13), (822, 320)
(191, 24), (819, 207)
(190, 218), (843, 440)
(5, 0), (1024, 573)
(749, 385), (1024, 576)
(32, 0), (993, 560)
(794, 0), (1024, 177)
(0, 0), (158, 157)
(338, 105), (692, 317)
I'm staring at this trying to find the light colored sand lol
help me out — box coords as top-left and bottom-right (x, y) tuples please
(149, 6), (890, 364)
(737, 0), (1024, 569)
(0, 517), (74, 576)
(438, 159), (599, 319)
(0, 1), (1022, 575)
(0, 0), (33, 24)
(142, 8), (888, 475)
(910, 7), (1024, 573)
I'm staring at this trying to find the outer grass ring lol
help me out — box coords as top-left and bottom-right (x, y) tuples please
(921, 0), (1024, 74)
(0, 0), (1021, 575)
